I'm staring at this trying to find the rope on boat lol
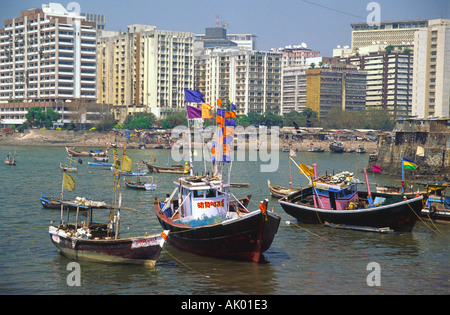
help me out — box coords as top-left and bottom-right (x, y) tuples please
(406, 202), (447, 237)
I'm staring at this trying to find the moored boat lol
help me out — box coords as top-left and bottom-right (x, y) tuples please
(124, 177), (157, 191)
(154, 176), (280, 262)
(308, 147), (325, 153)
(87, 161), (113, 169)
(267, 180), (301, 199)
(4, 152), (16, 165)
(356, 145), (366, 154)
(40, 194), (108, 211)
(278, 167), (424, 232)
(49, 194), (168, 266)
(65, 146), (91, 157)
(329, 141), (345, 153)
(60, 163), (77, 172)
(49, 146), (168, 266)
(144, 162), (187, 174)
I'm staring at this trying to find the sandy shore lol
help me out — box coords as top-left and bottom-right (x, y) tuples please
(0, 129), (378, 153)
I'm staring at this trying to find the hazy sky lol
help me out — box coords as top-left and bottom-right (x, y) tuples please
(1, 0), (449, 55)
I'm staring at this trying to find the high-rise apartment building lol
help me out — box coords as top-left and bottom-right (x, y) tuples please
(195, 48), (282, 115)
(306, 64), (366, 119)
(97, 24), (194, 120)
(0, 3), (97, 126)
(412, 19), (450, 118)
(340, 51), (413, 119)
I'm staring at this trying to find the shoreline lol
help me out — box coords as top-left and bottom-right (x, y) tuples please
(0, 129), (378, 153)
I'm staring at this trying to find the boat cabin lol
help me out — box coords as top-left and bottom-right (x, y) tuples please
(174, 177), (230, 221)
(313, 181), (359, 210)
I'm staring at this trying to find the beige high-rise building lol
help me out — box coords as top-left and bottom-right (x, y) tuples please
(351, 20), (428, 52)
(412, 19), (450, 118)
(97, 25), (194, 120)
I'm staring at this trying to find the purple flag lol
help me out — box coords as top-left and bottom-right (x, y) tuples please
(186, 105), (202, 119)
(184, 89), (205, 103)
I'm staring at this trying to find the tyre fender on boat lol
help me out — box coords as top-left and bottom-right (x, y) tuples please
(429, 205), (437, 216)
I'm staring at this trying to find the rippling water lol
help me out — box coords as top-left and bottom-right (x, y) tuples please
(0, 145), (448, 295)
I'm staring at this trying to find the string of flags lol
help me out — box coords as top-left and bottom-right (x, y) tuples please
(184, 88), (236, 163)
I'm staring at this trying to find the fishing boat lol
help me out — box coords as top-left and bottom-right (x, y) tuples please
(409, 181), (450, 223)
(4, 152), (16, 165)
(111, 168), (147, 176)
(308, 147), (324, 153)
(49, 193), (168, 266)
(60, 163), (77, 172)
(40, 194), (108, 211)
(65, 146), (91, 157)
(88, 162), (113, 169)
(278, 165), (424, 232)
(267, 180), (301, 199)
(94, 155), (109, 162)
(154, 90), (280, 262)
(89, 148), (108, 157)
(144, 162), (187, 174)
(124, 177), (157, 191)
(329, 141), (345, 153)
(49, 146), (168, 266)
(154, 175), (280, 262)
(356, 145), (366, 154)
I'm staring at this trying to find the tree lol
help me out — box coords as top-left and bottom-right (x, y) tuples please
(385, 45), (394, 54)
(95, 114), (117, 131)
(160, 112), (187, 129)
(25, 106), (60, 129)
(262, 111), (284, 127)
(123, 111), (156, 129)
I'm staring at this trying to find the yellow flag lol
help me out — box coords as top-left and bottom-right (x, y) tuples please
(63, 172), (75, 191)
(299, 162), (314, 176)
(121, 155), (133, 172)
(201, 103), (213, 119)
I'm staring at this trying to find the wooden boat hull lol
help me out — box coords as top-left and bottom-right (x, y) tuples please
(146, 163), (185, 174)
(154, 202), (280, 262)
(278, 189), (424, 232)
(267, 180), (300, 199)
(49, 226), (167, 266)
(4, 159), (16, 165)
(65, 146), (91, 157)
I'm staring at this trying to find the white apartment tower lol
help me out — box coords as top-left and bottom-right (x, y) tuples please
(0, 4), (97, 103)
(412, 19), (450, 118)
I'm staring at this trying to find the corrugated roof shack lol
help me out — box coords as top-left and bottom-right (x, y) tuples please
(370, 118), (450, 180)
